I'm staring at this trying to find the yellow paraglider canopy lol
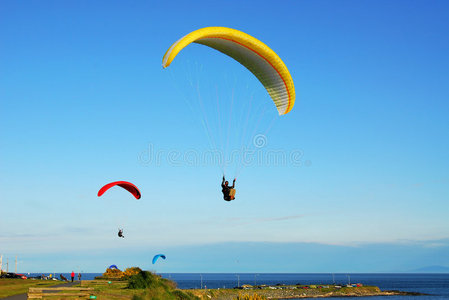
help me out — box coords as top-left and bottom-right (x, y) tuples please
(162, 27), (295, 115)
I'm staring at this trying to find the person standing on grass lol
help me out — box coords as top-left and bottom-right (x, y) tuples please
(71, 271), (75, 282)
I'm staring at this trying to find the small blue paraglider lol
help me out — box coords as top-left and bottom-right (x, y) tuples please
(152, 254), (166, 264)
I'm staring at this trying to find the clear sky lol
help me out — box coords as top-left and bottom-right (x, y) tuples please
(1, 0), (448, 273)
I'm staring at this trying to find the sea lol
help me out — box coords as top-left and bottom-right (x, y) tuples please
(27, 273), (449, 299)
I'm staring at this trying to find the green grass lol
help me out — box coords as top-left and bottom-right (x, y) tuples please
(0, 278), (61, 298)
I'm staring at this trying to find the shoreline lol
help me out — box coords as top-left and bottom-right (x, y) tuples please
(186, 285), (428, 299)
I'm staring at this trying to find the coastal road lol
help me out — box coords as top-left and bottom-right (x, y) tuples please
(2, 281), (81, 300)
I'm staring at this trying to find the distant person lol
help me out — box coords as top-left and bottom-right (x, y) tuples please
(221, 176), (236, 201)
(118, 229), (124, 238)
(60, 274), (68, 282)
(71, 271), (75, 282)
(78, 273), (81, 281)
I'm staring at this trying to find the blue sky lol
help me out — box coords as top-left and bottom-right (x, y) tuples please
(1, 0), (448, 273)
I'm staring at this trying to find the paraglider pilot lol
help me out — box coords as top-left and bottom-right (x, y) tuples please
(118, 228), (124, 238)
(222, 176), (236, 201)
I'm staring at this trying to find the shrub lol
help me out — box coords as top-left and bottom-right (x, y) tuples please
(234, 293), (267, 300)
(127, 271), (199, 299)
(123, 267), (142, 278)
(102, 268), (124, 279)
(128, 271), (156, 289)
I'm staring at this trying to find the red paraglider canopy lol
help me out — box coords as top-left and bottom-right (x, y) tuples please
(97, 181), (141, 199)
